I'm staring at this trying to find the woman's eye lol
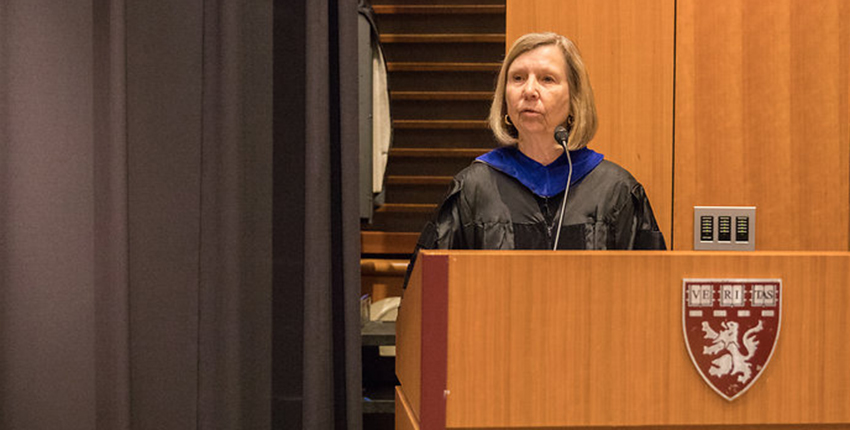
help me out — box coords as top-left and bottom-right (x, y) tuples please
(511, 75), (523, 82)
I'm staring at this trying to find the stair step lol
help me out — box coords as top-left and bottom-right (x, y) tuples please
(390, 148), (489, 158)
(367, 211), (433, 233)
(382, 41), (504, 63)
(394, 100), (489, 121)
(380, 33), (504, 43)
(376, 8), (504, 34)
(386, 175), (453, 185)
(385, 180), (453, 204)
(392, 128), (496, 148)
(392, 91), (492, 101)
(394, 119), (488, 129)
(375, 203), (438, 213)
(388, 65), (499, 92)
(373, 5), (505, 14)
(361, 231), (419, 255)
(387, 154), (473, 176)
(388, 62), (501, 72)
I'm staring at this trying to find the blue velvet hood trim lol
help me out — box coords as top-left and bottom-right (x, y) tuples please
(475, 146), (604, 197)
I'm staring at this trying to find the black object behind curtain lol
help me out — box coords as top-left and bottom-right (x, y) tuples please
(273, 0), (362, 429)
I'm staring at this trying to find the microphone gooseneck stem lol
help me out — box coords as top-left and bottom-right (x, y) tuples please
(552, 140), (573, 251)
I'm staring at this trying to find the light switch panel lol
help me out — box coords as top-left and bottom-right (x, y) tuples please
(693, 206), (756, 251)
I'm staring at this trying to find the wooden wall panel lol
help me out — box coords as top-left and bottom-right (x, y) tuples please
(506, 0), (675, 245)
(675, 0), (850, 250)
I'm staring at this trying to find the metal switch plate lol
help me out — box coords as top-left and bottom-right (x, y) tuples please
(693, 206), (756, 251)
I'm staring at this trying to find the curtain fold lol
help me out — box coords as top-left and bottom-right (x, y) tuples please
(274, 0), (362, 429)
(93, 0), (130, 428)
(1, 1), (272, 429)
(198, 1), (273, 429)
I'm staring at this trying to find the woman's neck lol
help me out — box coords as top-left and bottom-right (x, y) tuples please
(517, 134), (564, 165)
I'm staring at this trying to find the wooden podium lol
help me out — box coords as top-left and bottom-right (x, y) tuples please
(396, 250), (850, 429)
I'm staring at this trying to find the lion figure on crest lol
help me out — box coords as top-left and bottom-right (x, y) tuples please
(701, 320), (763, 383)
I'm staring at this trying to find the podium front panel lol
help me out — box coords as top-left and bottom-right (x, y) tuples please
(398, 251), (850, 429)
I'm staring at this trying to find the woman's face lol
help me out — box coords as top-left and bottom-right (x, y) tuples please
(505, 44), (571, 141)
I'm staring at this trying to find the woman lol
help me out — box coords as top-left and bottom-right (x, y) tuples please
(411, 32), (665, 258)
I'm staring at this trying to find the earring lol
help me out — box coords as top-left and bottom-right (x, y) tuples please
(504, 115), (513, 126)
(566, 115), (575, 128)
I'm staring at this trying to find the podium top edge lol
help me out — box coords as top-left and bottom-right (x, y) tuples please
(417, 250), (850, 257)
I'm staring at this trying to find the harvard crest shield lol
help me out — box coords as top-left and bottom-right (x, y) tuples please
(683, 279), (781, 401)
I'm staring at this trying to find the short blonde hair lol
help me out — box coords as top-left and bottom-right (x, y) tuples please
(489, 32), (598, 150)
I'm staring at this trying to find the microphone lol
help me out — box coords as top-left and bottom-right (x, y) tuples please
(552, 125), (573, 250)
(554, 126), (570, 144)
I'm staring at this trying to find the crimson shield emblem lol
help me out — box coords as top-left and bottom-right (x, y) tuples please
(683, 279), (781, 401)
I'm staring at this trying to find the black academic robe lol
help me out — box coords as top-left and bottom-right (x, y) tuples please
(415, 158), (666, 251)
(402, 156), (666, 287)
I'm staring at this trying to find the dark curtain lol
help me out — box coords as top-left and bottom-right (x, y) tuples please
(196, 1), (273, 428)
(273, 0), (362, 429)
(0, 1), (272, 429)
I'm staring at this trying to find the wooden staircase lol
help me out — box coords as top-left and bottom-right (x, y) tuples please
(363, 0), (506, 254)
